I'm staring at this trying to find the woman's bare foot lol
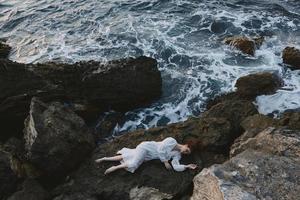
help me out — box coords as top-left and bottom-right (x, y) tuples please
(104, 166), (116, 175)
(95, 157), (106, 164)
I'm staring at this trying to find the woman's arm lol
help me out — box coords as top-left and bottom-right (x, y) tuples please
(171, 157), (186, 172)
(171, 154), (198, 172)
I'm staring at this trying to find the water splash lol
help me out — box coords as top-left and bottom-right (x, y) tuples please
(0, 0), (300, 134)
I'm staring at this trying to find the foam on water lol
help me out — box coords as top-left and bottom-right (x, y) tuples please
(0, 0), (300, 134)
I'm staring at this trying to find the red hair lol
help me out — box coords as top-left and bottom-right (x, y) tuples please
(185, 139), (203, 152)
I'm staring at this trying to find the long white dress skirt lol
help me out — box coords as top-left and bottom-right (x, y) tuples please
(117, 146), (147, 173)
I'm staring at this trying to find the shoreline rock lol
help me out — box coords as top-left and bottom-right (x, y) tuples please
(51, 94), (259, 199)
(223, 36), (264, 56)
(0, 52), (162, 141)
(191, 128), (300, 200)
(282, 46), (300, 70)
(206, 72), (283, 109)
(23, 98), (95, 183)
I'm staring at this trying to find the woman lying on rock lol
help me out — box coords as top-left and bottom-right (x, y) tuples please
(95, 137), (198, 174)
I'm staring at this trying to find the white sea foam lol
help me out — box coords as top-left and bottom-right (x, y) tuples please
(0, 0), (300, 134)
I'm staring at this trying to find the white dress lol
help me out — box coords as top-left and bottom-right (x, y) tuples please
(117, 137), (186, 173)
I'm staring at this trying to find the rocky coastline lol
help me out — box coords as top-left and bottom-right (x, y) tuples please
(0, 40), (300, 200)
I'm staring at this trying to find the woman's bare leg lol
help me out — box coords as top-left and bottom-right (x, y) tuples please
(104, 163), (127, 175)
(95, 155), (123, 163)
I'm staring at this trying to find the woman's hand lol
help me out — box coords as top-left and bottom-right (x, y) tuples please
(164, 161), (172, 170)
(186, 164), (197, 170)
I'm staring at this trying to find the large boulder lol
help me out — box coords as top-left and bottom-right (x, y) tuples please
(0, 150), (19, 199)
(0, 56), (162, 141)
(235, 72), (283, 99)
(203, 100), (258, 137)
(279, 110), (300, 130)
(206, 72), (282, 109)
(0, 42), (11, 58)
(52, 116), (235, 200)
(282, 47), (300, 70)
(24, 98), (95, 182)
(191, 128), (300, 200)
(223, 36), (264, 56)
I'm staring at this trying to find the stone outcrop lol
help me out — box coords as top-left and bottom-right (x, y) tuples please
(203, 100), (258, 137)
(282, 46), (300, 70)
(223, 36), (264, 56)
(51, 116), (230, 200)
(235, 72), (283, 98)
(206, 72), (283, 109)
(129, 186), (173, 200)
(191, 128), (300, 200)
(0, 54), (162, 141)
(51, 95), (259, 200)
(23, 98), (95, 182)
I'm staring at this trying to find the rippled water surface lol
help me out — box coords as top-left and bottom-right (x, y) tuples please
(1, 0), (300, 134)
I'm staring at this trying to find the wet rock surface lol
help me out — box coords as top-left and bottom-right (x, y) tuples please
(223, 36), (264, 56)
(206, 72), (283, 109)
(24, 98), (95, 182)
(191, 128), (300, 200)
(282, 46), (300, 70)
(235, 72), (283, 98)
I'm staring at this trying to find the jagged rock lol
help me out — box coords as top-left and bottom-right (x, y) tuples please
(7, 179), (49, 200)
(0, 42), (11, 58)
(191, 128), (300, 200)
(95, 111), (125, 140)
(223, 36), (263, 56)
(235, 72), (283, 98)
(24, 98), (95, 182)
(0, 56), (162, 141)
(52, 116), (234, 200)
(206, 72), (282, 109)
(0, 150), (19, 199)
(279, 111), (300, 130)
(282, 47), (300, 70)
(236, 114), (278, 143)
(129, 186), (173, 200)
(203, 100), (258, 137)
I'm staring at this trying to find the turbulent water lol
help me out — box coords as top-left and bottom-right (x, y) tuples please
(1, 0), (300, 134)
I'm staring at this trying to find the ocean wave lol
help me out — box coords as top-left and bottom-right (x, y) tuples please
(0, 0), (299, 134)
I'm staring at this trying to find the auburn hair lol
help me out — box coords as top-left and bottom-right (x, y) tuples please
(185, 139), (204, 152)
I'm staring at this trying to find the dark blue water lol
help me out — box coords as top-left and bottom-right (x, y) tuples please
(1, 0), (300, 134)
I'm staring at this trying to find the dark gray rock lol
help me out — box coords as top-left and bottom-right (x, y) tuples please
(24, 98), (95, 182)
(0, 56), (162, 141)
(52, 115), (234, 200)
(203, 100), (258, 138)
